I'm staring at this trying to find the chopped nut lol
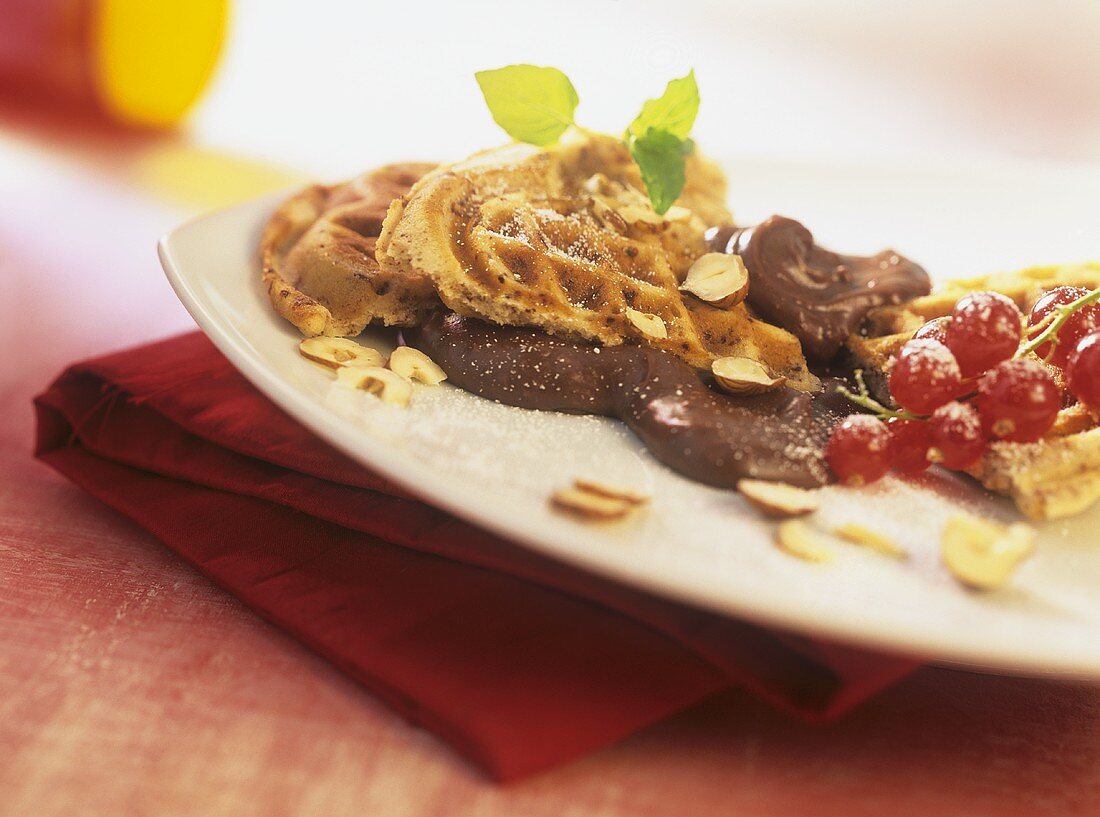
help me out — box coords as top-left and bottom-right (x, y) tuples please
(336, 366), (413, 406)
(738, 479), (819, 518)
(572, 478), (650, 506)
(680, 253), (750, 308)
(834, 523), (905, 559)
(775, 520), (834, 563)
(940, 514), (1035, 590)
(616, 203), (667, 226)
(664, 205), (693, 222)
(625, 308), (668, 339)
(591, 197), (628, 234)
(388, 346), (448, 385)
(550, 478), (650, 521)
(551, 488), (635, 521)
(582, 173), (609, 195)
(712, 357), (786, 395)
(299, 337), (385, 370)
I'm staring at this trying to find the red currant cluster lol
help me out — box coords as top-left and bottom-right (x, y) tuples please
(827, 286), (1100, 486)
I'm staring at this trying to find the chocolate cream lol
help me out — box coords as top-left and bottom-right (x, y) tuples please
(404, 215), (930, 491)
(405, 313), (833, 488)
(708, 216), (931, 361)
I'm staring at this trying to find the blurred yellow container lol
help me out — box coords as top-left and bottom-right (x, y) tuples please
(0, 0), (228, 128)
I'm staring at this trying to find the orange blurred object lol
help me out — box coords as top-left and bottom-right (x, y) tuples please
(0, 0), (227, 128)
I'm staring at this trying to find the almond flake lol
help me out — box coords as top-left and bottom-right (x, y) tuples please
(550, 488), (634, 521)
(616, 203), (667, 226)
(572, 478), (650, 506)
(834, 523), (905, 559)
(550, 478), (650, 521)
(775, 520), (834, 563)
(738, 479), (819, 518)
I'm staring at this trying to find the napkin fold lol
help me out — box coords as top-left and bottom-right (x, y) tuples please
(34, 332), (918, 780)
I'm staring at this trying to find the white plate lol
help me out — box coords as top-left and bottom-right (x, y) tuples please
(160, 156), (1100, 678)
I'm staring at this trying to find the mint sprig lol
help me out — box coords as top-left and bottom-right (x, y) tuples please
(475, 65), (699, 215)
(474, 65), (579, 146)
(628, 129), (687, 215)
(626, 70), (699, 141)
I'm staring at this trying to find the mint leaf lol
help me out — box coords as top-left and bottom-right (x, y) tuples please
(627, 70), (699, 141)
(629, 129), (686, 215)
(475, 65), (579, 146)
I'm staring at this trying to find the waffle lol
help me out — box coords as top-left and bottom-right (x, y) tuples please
(847, 262), (1100, 520)
(375, 134), (819, 391)
(261, 163), (439, 337)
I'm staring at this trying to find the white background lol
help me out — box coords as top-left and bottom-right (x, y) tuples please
(194, 0), (1100, 177)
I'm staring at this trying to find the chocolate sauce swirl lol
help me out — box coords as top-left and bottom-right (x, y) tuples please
(405, 313), (832, 488)
(708, 216), (931, 361)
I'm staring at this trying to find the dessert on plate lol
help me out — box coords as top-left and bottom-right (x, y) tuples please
(258, 65), (1100, 559)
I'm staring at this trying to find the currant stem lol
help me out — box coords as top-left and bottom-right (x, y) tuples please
(837, 370), (922, 421)
(1017, 287), (1100, 359)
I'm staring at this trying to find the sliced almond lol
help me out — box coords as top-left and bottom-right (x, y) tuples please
(680, 253), (749, 308)
(834, 523), (905, 559)
(591, 197), (628, 234)
(388, 346), (448, 385)
(775, 520), (834, 563)
(625, 308), (668, 339)
(940, 514), (1035, 590)
(550, 488), (635, 521)
(664, 205), (693, 222)
(336, 366), (413, 406)
(712, 357), (786, 395)
(582, 174), (609, 195)
(738, 479), (819, 518)
(299, 337), (385, 370)
(616, 203), (667, 226)
(572, 478), (650, 506)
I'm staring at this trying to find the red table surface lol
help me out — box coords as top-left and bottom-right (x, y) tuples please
(2, 122), (1099, 817)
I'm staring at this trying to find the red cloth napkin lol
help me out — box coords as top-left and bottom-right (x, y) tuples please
(34, 332), (919, 780)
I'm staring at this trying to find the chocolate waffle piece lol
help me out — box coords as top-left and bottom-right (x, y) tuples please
(261, 163), (439, 337)
(376, 135), (818, 390)
(847, 262), (1100, 520)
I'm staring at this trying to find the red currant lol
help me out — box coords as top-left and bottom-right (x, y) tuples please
(888, 339), (963, 415)
(973, 358), (1060, 442)
(886, 417), (931, 474)
(927, 401), (986, 470)
(1027, 286), (1100, 368)
(913, 316), (949, 344)
(1067, 330), (1100, 412)
(944, 291), (1023, 378)
(826, 415), (893, 486)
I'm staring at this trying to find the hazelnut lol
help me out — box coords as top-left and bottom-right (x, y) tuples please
(940, 514), (1035, 590)
(299, 337), (385, 370)
(712, 357), (786, 395)
(625, 308), (669, 339)
(388, 346), (448, 385)
(680, 253), (749, 308)
(336, 366), (413, 406)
